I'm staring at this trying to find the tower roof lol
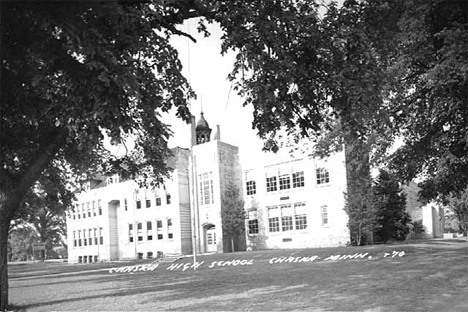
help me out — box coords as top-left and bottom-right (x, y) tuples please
(196, 112), (211, 130)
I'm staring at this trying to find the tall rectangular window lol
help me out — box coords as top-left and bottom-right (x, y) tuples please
(294, 202), (307, 230)
(321, 205), (329, 226)
(316, 168), (330, 185)
(266, 177), (277, 192)
(281, 205), (294, 231)
(92, 201), (96, 217)
(98, 200), (102, 215)
(199, 172), (214, 205)
(279, 174), (291, 190)
(248, 219), (259, 234)
(94, 228), (98, 245)
(146, 199), (151, 208)
(88, 229), (93, 245)
(87, 202), (91, 217)
(83, 230), (87, 246)
(147, 221), (153, 240)
(155, 197), (161, 206)
(129, 224), (134, 242)
(136, 199), (141, 209)
(166, 194), (171, 205)
(137, 223), (143, 241)
(246, 181), (256, 196)
(82, 203), (86, 219)
(292, 171), (305, 188)
(124, 199), (128, 211)
(73, 231), (77, 247)
(268, 206), (280, 232)
(98, 228), (104, 245)
(157, 219), (163, 240)
(78, 230), (82, 246)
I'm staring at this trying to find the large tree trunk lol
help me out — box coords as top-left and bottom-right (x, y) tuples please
(0, 190), (12, 312)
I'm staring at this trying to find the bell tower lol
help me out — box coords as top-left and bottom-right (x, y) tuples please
(195, 112), (212, 144)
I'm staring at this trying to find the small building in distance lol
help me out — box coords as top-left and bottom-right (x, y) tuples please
(403, 181), (444, 239)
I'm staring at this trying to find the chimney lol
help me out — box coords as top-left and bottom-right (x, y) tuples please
(190, 115), (196, 147)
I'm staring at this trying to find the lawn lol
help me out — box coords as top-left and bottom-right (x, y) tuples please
(8, 239), (468, 311)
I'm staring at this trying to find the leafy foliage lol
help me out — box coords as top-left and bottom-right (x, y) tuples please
(372, 170), (411, 243)
(7, 227), (36, 262)
(344, 138), (378, 246)
(221, 182), (246, 252)
(448, 188), (468, 236)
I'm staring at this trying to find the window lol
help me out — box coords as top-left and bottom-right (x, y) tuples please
(137, 222), (143, 241)
(248, 219), (259, 234)
(316, 168), (330, 185)
(266, 177), (277, 192)
(147, 221), (153, 240)
(166, 194), (171, 205)
(155, 197), (161, 206)
(199, 172), (214, 205)
(129, 224), (134, 242)
(82, 203), (86, 219)
(136, 199), (141, 209)
(99, 228), (104, 244)
(98, 200), (102, 215)
(279, 174), (291, 190)
(156, 219), (163, 240)
(246, 180), (256, 196)
(268, 206), (280, 232)
(294, 202), (307, 230)
(167, 218), (173, 239)
(281, 205), (294, 231)
(73, 231), (77, 247)
(94, 228), (98, 245)
(83, 230), (87, 246)
(146, 199), (151, 208)
(92, 201), (96, 216)
(292, 171), (305, 188)
(78, 230), (82, 246)
(124, 199), (128, 211)
(88, 229), (93, 245)
(321, 205), (329, 226)
(87, 202), (91, 217)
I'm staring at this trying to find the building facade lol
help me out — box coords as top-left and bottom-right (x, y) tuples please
(243, 152), (350, 250)
(66, 114), (350, 263)
(67, 147), (192, 263)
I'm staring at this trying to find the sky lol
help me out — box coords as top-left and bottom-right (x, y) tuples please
(165, 19), (284, 168)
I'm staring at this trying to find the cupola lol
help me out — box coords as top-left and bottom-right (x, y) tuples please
(195, 112), (212, 144)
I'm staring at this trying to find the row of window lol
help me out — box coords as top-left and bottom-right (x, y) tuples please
(246, 168), (330, 196)
(247, 203), (329, 234)
(128, 219), (173, 242)
(134, 193), (171, 210)
(73, 228), (104, 247)
(78, 255), (99, 263)
(72, 201), (103, 220)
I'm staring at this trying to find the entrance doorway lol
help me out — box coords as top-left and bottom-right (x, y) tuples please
(206, 226), (217, 253)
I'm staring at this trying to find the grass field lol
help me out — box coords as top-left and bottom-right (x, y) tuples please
(8, 239), (468, 311)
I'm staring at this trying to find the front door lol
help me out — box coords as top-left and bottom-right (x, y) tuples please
(206, 227), (217, 252)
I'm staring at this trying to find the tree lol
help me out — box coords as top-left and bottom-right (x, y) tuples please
(221, 182), (246, 252)
(344, 138), (378, 246)
(448, 188), (468, 236)
(1, 1), (206, 309)
(372, 169), (411, 243)
(215, 0), (467, 201)
(7, 227), (36, 262)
